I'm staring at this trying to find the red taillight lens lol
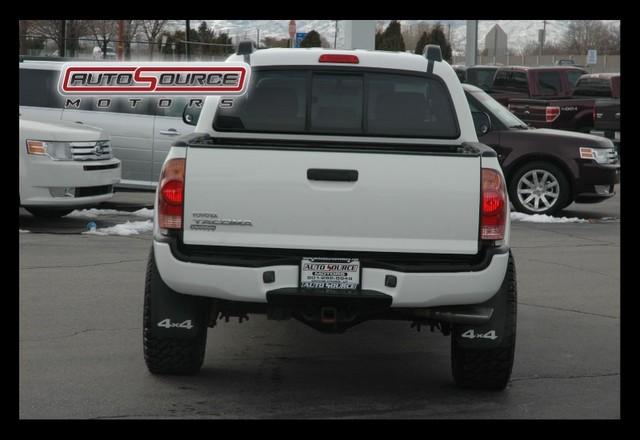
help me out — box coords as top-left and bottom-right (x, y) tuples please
(481, 168), (507, 241)
(318, 54), (359, 64)
(161, 179), (183, 205)
(158, 158), (186, 230)
(545, 106), (560, 123)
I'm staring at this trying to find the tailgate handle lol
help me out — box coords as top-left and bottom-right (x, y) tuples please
(307, 168), (358, 182)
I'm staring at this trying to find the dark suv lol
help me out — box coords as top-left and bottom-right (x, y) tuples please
(466, 84), (619, 215)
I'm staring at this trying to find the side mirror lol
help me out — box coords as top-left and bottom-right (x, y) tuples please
(183, 104), (202, 126)
(472, 111), (492, 136)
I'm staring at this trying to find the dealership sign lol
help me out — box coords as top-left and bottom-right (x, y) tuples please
(58, 62), (250, 95)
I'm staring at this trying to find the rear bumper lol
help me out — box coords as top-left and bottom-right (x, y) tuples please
(153, 240), (510, 308)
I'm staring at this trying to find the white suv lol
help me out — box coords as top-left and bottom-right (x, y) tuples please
(19, 117), (121, 218)
(144, 46), (517, 390)
(19, 59), (197, 190)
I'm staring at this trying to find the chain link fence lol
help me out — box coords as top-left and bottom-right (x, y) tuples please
(20, 35), (236, 61)
(452, 53), (620, 73)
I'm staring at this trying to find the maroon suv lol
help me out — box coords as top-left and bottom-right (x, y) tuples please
(465, 84), (619, 215)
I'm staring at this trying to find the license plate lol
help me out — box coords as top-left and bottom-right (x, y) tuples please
(300, 257), (360, 290)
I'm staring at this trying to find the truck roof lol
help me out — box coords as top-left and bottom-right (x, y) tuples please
(496, 65), (587, 72)
(579, 72), (619, 79)
(467, 65), (499, 69)
(229, 48), (434, 73)
(19, 59), (65, 70)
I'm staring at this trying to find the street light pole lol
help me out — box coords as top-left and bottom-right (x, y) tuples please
(185, 20), (191, 61)
(60, 20), (66, 57)
(540, 20), (546, 57)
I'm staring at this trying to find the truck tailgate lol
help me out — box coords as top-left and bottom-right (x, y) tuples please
(182, 147), (481, 255)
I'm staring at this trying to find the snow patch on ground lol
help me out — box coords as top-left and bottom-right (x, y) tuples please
(82, 220), (153, 236)
(130, 208), (154, 219)
(510, 212), (588, 223)
(67, 208), (154, 218)
(19, 229), (30, 233)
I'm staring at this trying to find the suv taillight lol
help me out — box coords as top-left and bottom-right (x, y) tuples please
(481, 168), (507, 241)
(545, 106), (561, 123)
(158, 158), (186, 230)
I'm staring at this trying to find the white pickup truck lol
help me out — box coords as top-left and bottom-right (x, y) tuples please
(144, 45), (517, 390)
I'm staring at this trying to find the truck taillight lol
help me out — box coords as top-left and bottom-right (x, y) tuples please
(318, 54), (359, 64)
(481, 168), (507, 241)
(545, 106), (561, 123)
(158, 158), (186, 230)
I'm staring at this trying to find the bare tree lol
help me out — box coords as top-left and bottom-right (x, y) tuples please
(30, 20), (88, 56)
(19, 20), (31, 54)
(122, 20), (142, 60)
(519, 40), (566, 56)
(561, 20), (619, 55)
(86, 20), (117, 59)
(141, 20), (168, 60)
(319, 35), (331, 48)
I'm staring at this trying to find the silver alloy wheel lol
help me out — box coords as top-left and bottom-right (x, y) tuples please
(516, 169), (560, 213)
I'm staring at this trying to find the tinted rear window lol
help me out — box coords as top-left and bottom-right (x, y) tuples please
(311, 74), (363, 133)
(466, 68), (497, 90)
(566, 70), (585, 90)
(366, 73), (457, 138)
(492, 70), (528, 93)
(573, 77), (615, 97)
(19, 68), (64, 108)
(213, 69), (459, 139)
(536, 71), (563, 95)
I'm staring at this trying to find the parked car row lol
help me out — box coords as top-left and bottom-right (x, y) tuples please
(19, 53), (619, 219)
(453, 64), (620, 141)
(19, 60), (197, 190)
(465, 84), (619, 215)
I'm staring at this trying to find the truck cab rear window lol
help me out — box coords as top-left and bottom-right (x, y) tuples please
(573, 78), (614, 97)
(213, 69), (459, 139)
(536, 71), (563, 95)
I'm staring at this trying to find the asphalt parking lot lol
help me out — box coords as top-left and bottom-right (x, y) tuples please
(19, 187), (620, 419)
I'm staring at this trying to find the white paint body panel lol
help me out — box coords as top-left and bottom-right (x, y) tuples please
(154, 241), (509, 307)
(155, 49), (511, 307)
(183, 148), (481, 254)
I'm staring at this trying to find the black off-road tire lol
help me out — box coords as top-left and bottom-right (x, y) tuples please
(451, 253), (517, 390)
(25, 207), (74, 218)
(143, 250), (208, 375)
(509, 161), (571, 216)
